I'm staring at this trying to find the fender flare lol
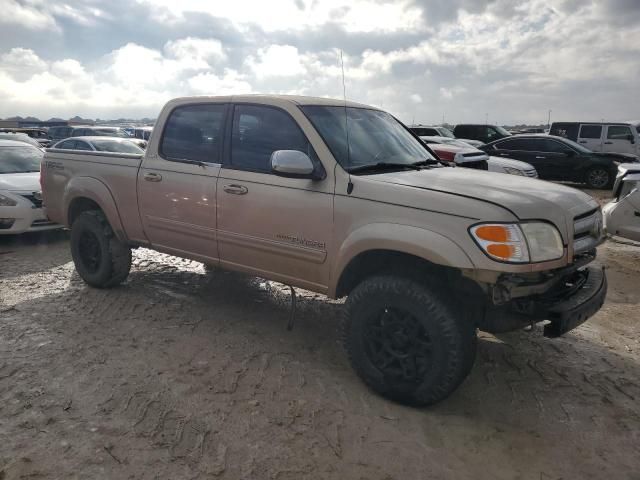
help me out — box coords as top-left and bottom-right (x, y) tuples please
(330, 223), (475, 297)
(63, 176), (127, 241)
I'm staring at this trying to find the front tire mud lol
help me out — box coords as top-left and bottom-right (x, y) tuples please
(70, 210), (131, 288)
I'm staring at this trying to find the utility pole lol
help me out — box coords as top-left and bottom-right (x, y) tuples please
(547, 109), (552, 128)
(485, 113), (488, 124)
(442, 113), (445, 125)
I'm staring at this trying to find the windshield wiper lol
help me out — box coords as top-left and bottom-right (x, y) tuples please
(346, 162), (423, 174)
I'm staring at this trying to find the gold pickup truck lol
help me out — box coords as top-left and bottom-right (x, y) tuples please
(42, 95), (607, 405)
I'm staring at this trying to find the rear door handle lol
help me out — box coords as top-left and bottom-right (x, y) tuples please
(223, 184), (248, 195)
(604, 141), (613, 144)
(535, 156), (546, 159)
(143, 172), (162, 182)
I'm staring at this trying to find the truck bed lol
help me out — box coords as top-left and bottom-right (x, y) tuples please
(42, 149), (147, 243)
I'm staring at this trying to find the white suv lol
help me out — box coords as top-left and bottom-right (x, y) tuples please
(550, 122), (640, 156)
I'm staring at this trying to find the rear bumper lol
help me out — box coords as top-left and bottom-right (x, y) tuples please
(482, 266), (607, 337)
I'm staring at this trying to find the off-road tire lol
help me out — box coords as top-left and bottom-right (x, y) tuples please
(342, 276), (476, 406)
(585, 167), (612, 189)
(70, 210), (131, 288)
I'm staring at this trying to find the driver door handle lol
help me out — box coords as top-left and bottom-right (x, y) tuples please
(143, 172), (162, 182)
(223, 184), (248, 195)
(535, 156), (546, 159)
(604, 141), (613, 144)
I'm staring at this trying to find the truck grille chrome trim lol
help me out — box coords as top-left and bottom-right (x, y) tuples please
(573, 209), (603, 256)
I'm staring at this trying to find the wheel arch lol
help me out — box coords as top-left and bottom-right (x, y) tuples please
(63, 177), (127, 241)
(331, 223), (476, 298)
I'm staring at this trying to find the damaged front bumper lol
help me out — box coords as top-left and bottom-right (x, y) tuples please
(482, 266), (607, 337)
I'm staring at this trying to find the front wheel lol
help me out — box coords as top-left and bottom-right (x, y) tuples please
(342, 276), (476, 406)
(70, 210), (131, 288)
(585, 167), (612, 189)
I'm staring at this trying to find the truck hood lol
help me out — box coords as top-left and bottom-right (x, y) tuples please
(359, 167), (598, 238)
(0, 172), (40, 192)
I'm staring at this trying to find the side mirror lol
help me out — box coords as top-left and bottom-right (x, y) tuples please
(627, 134), (635, 144)
(270, 150), (319, 179)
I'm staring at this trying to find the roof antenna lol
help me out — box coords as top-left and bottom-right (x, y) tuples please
(340, 50), (354, 195)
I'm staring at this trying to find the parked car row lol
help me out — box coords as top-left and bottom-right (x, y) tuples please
(0, 140), (60, 234)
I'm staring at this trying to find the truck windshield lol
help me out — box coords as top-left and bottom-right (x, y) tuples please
(0, 146), (43, 173)
(301, 106), (436, 171)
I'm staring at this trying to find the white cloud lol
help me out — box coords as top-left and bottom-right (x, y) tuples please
(247, 45), (306, 78)
(0, 0), (58, 30)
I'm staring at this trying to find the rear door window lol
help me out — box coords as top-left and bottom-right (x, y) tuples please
(607, 125), (632, 140)
(494, 138), (534, 150)
(73, 140), (93, 151)
(579, 125), (603, 139)
(160, 103), (227, 163)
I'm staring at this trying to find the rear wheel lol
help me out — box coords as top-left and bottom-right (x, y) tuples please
(585, 167), (611, 189)
(70, 210), (131, 288)
(342, 276), (476, 406)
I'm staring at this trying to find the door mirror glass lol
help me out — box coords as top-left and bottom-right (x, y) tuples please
(271, 150), (316, 179)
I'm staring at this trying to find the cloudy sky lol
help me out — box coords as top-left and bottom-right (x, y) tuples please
(1, 0), (639, 124)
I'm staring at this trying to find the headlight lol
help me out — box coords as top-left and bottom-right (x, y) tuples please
(0, 194), (17, 207)
(503, 167), (525, 176)
(470, 222), (564, 263)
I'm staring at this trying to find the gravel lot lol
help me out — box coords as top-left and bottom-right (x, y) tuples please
(1, 188), (639, 480)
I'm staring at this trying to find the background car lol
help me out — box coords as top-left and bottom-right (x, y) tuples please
(0, 132), (45, 149)
(550, 121), (640, 156)
(603, 163), (640, 241)
(0, 128), (51, 147)
(409, 125), (455, 138)
(0, 140), (60, 234)
(51, 136), (145, 154)
(410, 125), (484, 147)
(69, 126), (147, 149)
(47, 125), (74, 142)
(420, 136), (537, 176)
(481, 134), (639, 188)
(453, 124), (512, 144)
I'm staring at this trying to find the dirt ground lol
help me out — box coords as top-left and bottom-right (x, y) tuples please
(1, 187), (639, 480)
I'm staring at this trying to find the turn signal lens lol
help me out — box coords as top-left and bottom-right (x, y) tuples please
(486, 243), (515, 259)
(474, 225), (511, 242)
(470, 223), (529, 263)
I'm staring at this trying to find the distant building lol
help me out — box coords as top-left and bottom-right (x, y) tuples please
(0, 119), (94, 128)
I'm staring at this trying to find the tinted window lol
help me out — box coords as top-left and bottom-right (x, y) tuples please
(494, 138), (534, 150)
(161, 104), (226, 163)
(550, 123), (579, 141)
(231, 105), (314, 172)
(0, 146), (42, 173)
(73, 140), (93, 151)
(607, 125), (632, 140)
(56, 140), (76, 149)
(411, 127), (438, 136)
(92, 140), (143, 153)
(579, 125), (602, 139)
(542, 139), (572, 153)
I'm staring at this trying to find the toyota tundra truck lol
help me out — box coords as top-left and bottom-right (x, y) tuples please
(41, 95), (607, 405)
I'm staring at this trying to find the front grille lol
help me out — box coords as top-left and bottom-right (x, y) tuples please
(464, 160), (488, 170)
(31, 219), (55, 227)
(573, 208), (603, 256)
(19, 194), (42, 208)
